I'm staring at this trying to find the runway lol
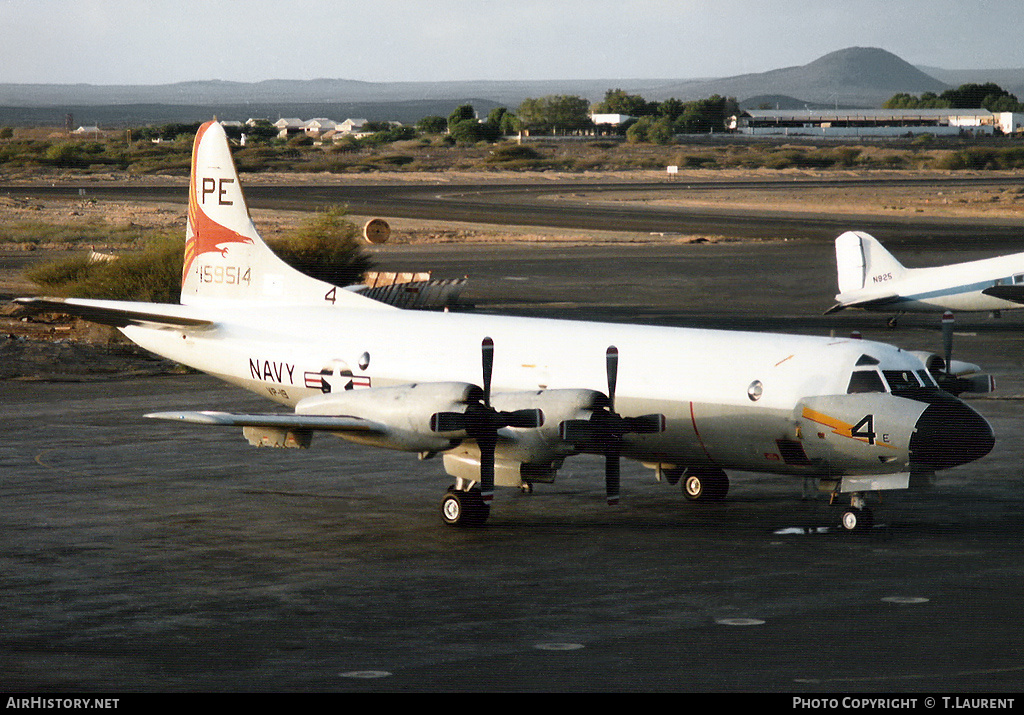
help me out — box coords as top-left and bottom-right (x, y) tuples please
(6, 176), (1024, 246)
(3, 237), (1024, 692)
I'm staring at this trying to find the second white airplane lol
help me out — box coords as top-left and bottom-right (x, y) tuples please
(826, 230), (1024, 318)
(17, 123), (996, 532)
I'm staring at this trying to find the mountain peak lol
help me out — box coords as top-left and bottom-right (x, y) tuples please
(651, 46), (948, 107)
(802, 47), (947, 92)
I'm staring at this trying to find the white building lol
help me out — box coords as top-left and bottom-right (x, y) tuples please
(304, 118), (338, 136)
(339, 118), (369, 134)
(996, 112), (1024, 134)
(273, 118), (305, 137)
(590, 113), (634, 126)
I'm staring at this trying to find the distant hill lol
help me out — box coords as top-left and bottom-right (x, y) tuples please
(738, 95), (840, 111)
(648, 47), (950, 107)
(0, 99), (507, 129)
(3, 47), (1021, 127)
(917, 66), (1024, 100)
(0, 78), (671, 110)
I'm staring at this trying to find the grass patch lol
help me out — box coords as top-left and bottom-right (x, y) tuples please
(24, 207), (373, 303)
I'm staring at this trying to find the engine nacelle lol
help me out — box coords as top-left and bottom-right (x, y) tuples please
(906, 350), (993, 394)
(490, 388), (604, 463)
(296, 382), (478, 453)
(442, 389), (605, 486)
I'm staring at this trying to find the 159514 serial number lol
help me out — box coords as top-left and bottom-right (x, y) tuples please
(195, 265), (251, 285)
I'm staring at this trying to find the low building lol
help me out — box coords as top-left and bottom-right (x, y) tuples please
(273, 118), (305, 137)
(339, 118), (369, 134)
(304, 118), (338, 136)
(590, 113), (634, 127)
(730, 109), (1000, 137)
(996, 112), (1024, 134)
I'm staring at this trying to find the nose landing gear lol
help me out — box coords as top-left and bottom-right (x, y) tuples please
(837, 492), (874, 532)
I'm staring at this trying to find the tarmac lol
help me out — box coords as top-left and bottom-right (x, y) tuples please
(3, 237), (1024, 693)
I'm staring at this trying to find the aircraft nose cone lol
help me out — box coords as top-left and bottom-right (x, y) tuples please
(910, 396), (994, 470)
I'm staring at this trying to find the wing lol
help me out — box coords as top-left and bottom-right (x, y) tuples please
(981, 285), (1024, 304)
(15, 297), (214, 329)
(146, 410), (388, 449)
(146, 410), (384, 432)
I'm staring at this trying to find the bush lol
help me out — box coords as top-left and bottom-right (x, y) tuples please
(267, 206), (373, 287)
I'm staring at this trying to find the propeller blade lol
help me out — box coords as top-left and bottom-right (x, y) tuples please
(502, 408), (545, 429)
(605, 448), (621, 505)
(481, 337), (494, 407)
(478, 435), (496, 502)
(429, 411), (469, 433)
(606, 345), (618, 413)
(625, 413), (667, 434)
(942, 311), (954, 373)
(559, 419), (594, 446)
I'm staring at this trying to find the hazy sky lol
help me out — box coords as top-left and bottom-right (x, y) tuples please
(2, 0), (1022, 85)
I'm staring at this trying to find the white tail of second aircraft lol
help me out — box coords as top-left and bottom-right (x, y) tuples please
(180, 121), (385, 310)
(834, 230), (908, 295)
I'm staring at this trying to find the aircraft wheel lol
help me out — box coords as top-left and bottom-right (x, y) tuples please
(440, 489), (490, 527)
(683, 471), (729, 501)
(840, 506), (873, 532)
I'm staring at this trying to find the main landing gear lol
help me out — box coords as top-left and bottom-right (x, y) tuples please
(681, 467), (730, 502)
(440, 485), (491, 527)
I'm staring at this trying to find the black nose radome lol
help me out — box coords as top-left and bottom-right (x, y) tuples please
(910, 395), (994, 470)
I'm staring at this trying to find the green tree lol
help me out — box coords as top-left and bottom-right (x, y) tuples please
(657, 98), (687, 121)
(941, 82), (1011, 109)
(517, 95), (591, 133)
(626, 116), (675, 144)
(674, 95), (737, 134)
(448, 104), (477, 132)
(417, 115), (448, 133)
(882, 91), (950, 109)
(592, 88), (657, 117)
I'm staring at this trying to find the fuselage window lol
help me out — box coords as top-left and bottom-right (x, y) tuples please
(883, 369), (922, 391)
(847, 370), (886, 394)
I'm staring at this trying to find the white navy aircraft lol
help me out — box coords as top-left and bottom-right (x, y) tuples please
(17, 122), (996, 532)
(826, 230), (1024, 319)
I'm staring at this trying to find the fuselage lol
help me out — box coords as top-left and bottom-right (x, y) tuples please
(839, 251), (1024, 313)
(121, 301), (991, 480)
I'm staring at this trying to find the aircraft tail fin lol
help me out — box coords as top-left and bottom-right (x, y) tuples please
(834, 231), (907, 294)
(180, 121), (387, 310)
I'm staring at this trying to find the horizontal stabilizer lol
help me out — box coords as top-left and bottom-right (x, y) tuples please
(824, 293), (900, 315)
(981, 285), (1024, 304)
(145, 410), (384, 433)
(15, 297), (214, 329)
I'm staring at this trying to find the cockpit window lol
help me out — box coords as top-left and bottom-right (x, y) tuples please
(883, 370), (922, 391)
(855, 354), (881, 366)
(917, 369), (937, 388)
(847, 370), (886, 394)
